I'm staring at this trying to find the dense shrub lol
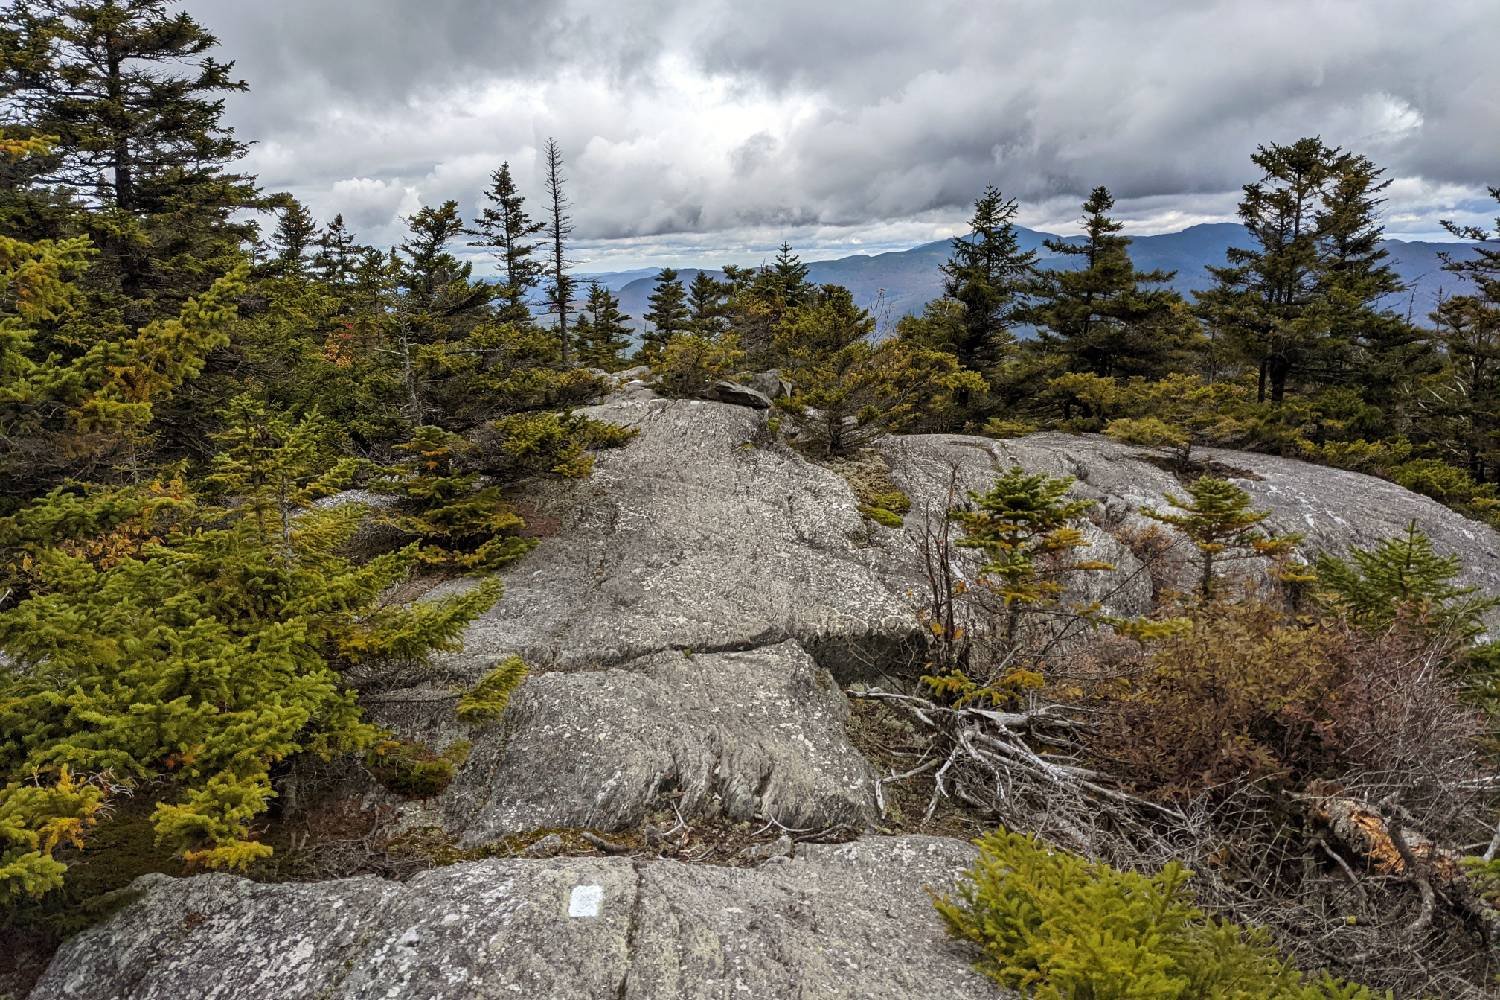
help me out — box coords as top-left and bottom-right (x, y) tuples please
(655, 332), (745, 399)
(0, 401), (500, 894)
(937, 828), (1384, 999)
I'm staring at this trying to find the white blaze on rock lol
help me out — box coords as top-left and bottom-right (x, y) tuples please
(568, 884), (603, 918)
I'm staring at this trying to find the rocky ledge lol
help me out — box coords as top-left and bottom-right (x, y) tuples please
(31, 384), (1500, 999)
(31, 838), (990, 1000)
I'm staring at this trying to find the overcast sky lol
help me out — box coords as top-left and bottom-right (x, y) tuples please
(199, 0), (1500, 273)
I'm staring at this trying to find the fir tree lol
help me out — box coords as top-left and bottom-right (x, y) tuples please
(1145, 476), (1301, 598)
(313, 213), (361, 288)
(641, 267), (689, 362)
(952, 466), (1112, 658)
(0, 398), (501, 891)
(937, 829), (1380, 999)
(1198, 139), (1409, 407)
(469, 161), (545, 325)
(0, 0), (259, 315)
(765, 242), (810, 309)
(577, 281), (634, 370)
(934, 186), (1037, 376)
(1430, 187), (1500, 482)
(1315, 521), (1495, 636)
(688, 270), (727, 336)
(267, 196), (319, 279)
(1427, 294), (1500, 484)
(378, 425), (532, 571)
(1321, 157), (1431, 425)
(773, 285), (983, 456)
(0, 135), (247, 507)
(1028, 186), (1197, 379)
(392, 202), (490, 422)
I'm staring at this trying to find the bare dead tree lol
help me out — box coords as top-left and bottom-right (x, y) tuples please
(543, 137), (576, 365)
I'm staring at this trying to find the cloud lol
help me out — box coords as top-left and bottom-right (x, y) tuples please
(199, 0), (1500, 269)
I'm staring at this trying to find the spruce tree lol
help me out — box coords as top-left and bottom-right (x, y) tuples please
(641, 267), (689, 362)
(1315, 521), (1495, 636)
(390, 202), (492, 422)
(1427, 295), (1500, 484)
(1430, 187), (1500, 482)
(267, 196), (319, 279)
(688, 270), (728, 336)
(0, 398), (502, 891)
(1145, 477), (1300, 598)
(765, 242), (811, 309)
(1028, 186), (1196, 379)
(0, 0), (259, 316)
(313, 213), (363, 291)
(469, 161), (545, 325)
(1321, 157), (1431, 425)
(934, 186), (1037, 376)
(732, 247), (812, 366)
(0, 134), (247, 507)
(773, 285), (983, 456)
(1198, 138), (1331, 404)
(578, 281), (633, 370)
(1198, 139), (1409, 406)
(955, 466), (1111, 648)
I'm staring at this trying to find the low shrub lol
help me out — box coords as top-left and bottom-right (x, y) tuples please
(937, 828), (1385, 999)
(366, 739), (470, 799)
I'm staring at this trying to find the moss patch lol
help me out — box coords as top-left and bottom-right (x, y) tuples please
(829, 449), (912, 530)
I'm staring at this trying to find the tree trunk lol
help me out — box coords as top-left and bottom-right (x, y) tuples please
(1268, 355), (1291, 404)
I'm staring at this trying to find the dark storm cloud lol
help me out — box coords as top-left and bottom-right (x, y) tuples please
(196, 0), (1500, 268)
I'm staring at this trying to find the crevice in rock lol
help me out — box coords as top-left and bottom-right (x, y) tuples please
(615, 859), (646, 1000)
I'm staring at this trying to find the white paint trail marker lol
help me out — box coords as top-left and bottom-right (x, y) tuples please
(568, 884), (604, 918)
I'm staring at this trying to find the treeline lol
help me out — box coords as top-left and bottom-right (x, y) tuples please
(639, 151), (1499, 525)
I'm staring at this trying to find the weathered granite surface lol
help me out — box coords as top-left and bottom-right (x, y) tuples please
(433, 641), (875, 843)
(31, 837), (994, 1000)
(32, 387), (1500, 999)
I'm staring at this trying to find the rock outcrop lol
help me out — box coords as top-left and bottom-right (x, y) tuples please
(31, 838), (992, 1000)
(439, 641), (875, 844)
(31, 385), (1500, 1000)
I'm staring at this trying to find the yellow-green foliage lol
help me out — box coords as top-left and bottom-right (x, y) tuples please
(937, 829), (1385, 1000)
(0, 142), (247, 501)
(456, 656), (530, 725)
(859, 505), (905, 528)
(381, 425), (532, 571)
(366, 738), (471, 799)
(656, 332), (745, 399)
(1145, 477), (1302, 598)
(0, 768), (104, 903)
(1106, 415), (1189, 453)
(922, 466), (1113, 705)
(421, 321), (611, 426)
(834, 452), (912, 528)
(982, 417), (1039, 439)
(473, 411), (636, 481)
(957, 466), (1112, 627)
(775, 285), (984, 456)
(0, 401), (500, 895)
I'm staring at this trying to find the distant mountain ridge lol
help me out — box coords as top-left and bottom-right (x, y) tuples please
(577, 223), (1485, 334)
